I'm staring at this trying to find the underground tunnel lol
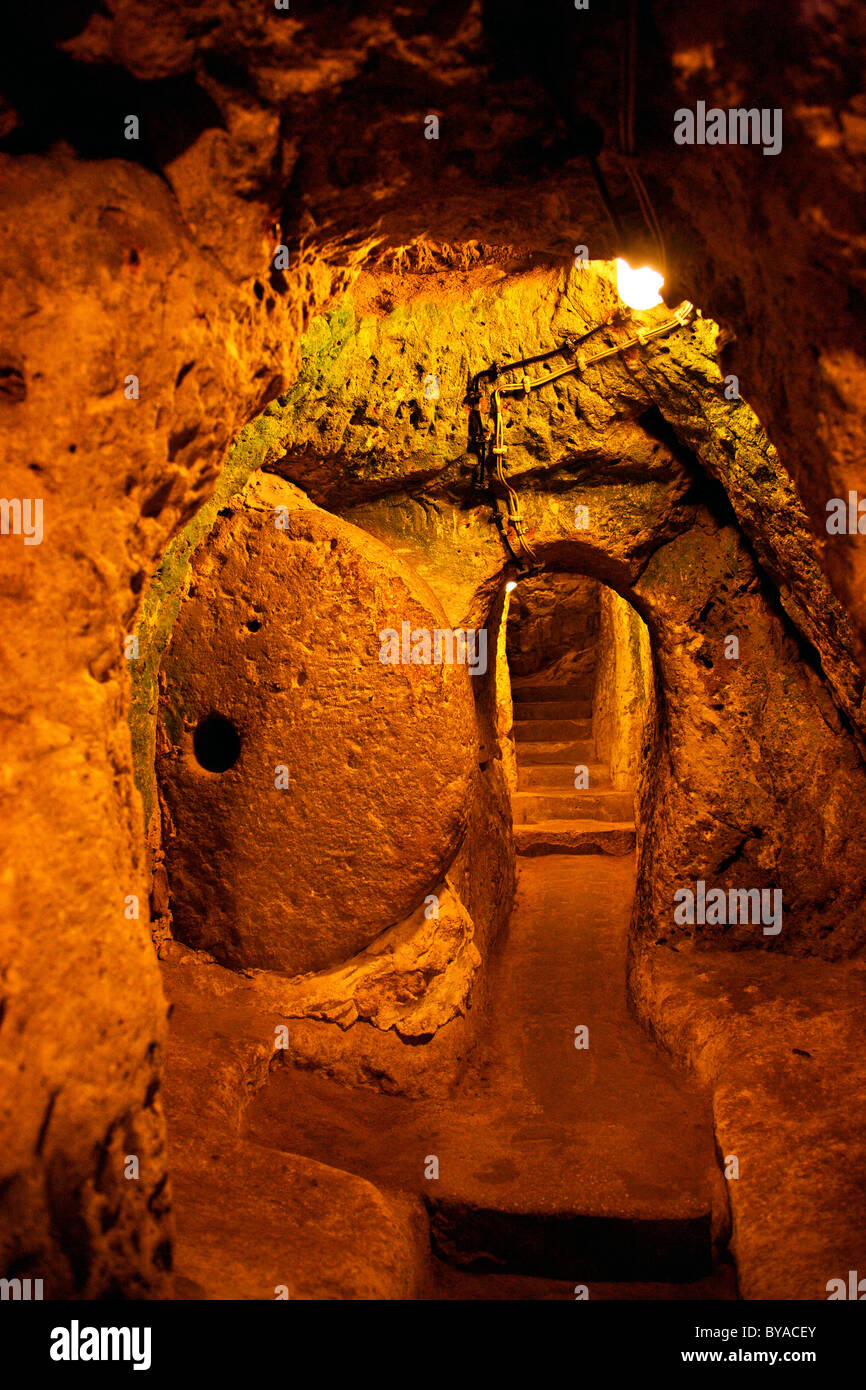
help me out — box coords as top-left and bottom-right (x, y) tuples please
(2, 0), (866, 1335)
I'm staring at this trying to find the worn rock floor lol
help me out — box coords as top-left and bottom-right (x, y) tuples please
(246, 854), (734, 1296)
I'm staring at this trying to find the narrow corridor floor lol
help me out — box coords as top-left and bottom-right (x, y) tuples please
(247, 855), (732, 1293)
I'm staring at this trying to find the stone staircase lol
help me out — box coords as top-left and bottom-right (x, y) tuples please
(511, 680), (636, 857)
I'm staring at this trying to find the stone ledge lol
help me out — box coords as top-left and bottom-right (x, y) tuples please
(515, 821), (636, 856)
(631, 940), (866, 1300)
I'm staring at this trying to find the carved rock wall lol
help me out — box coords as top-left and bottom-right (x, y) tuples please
(593, 587), (653, 795)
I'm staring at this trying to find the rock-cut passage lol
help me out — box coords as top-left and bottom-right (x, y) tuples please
(247, 853), (733, 1296)
(507, 575), (641, 858)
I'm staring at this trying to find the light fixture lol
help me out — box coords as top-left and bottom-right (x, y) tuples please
(505, 580), (518, 593)
(615, 257), (664, 311)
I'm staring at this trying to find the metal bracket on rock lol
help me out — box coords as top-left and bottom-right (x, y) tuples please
(466, 302), (697, 569)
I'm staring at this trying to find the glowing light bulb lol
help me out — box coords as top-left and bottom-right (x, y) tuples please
(615, 258), (664, 311)
(505, 580), (518, 593)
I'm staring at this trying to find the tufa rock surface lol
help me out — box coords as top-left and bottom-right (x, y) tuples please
(157, 475), (479, 975)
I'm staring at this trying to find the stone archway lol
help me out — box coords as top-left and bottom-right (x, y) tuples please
(144, 256), (866, 1028)
(152, 463), (866, 1058)
(335, 486), (866, 962)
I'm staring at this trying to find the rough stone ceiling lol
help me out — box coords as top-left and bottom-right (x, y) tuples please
(261, 261), (865, 740)
(4, 0), (864, 665)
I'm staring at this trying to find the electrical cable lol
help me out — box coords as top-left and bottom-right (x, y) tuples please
(589, 0), (667, 276)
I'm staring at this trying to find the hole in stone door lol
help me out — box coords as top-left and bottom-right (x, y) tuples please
(192, 713), (241, 772)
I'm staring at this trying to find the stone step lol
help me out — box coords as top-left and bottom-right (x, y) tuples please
(428, 1192), (713, 1282)
(513, 700), (592, 721)
(510, 682), (593, 704)
(430, 1259), (738, 1300)
(246, 857), (722, 1286)
(514, 717), (593, 742)
(518, 761), (609, 790)
(516, 739), (596, 766)
(515, 820), (636, 857)
(512, 789), (634, 824)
